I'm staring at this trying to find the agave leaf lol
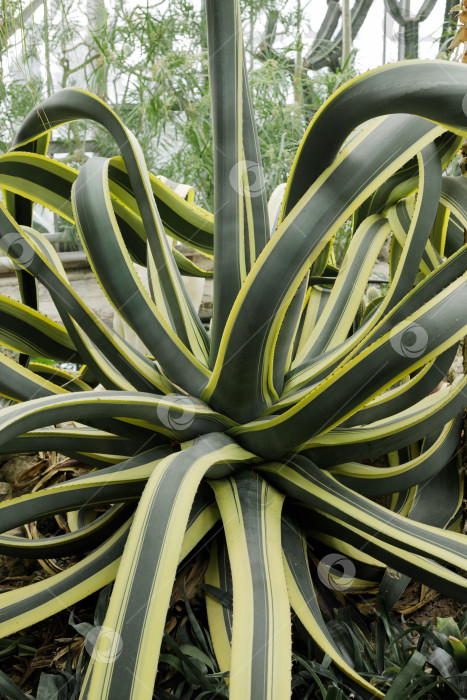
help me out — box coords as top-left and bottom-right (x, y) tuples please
(209, 471), (291, 699)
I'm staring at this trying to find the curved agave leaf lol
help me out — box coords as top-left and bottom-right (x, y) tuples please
(73, 156), (209, 362)
(210, 471), (291, 699)
(0, 484), (217, 639)
(0, 502), (132, 558)
(11, 90), (208, 355)
(0, 151), (214, 259)
(380, 447), (464, 609)
(0, 294), (80, 362)
(84, 434), (253, 699)
(281, 515), (384, 697)
(329, 417), (461, 495)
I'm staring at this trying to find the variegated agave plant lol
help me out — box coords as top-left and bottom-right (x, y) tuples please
(2, 3), (467, 698)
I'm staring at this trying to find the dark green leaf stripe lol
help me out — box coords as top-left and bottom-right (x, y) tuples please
(0, 390), (235, 447)
(7, 132), (50, 332)
(380, 449), (463, 609)
(0, 426), (145, 457)
(0, 151), (75, 222)
(206, 0), (246, 360)
(27, 362), (91, 391)
(241, 52), (270, 259)
(387, 196), (440, 281)
(305, 240), (467, 389)
(20, 227), (150, 392)
(293, 285), (331, 360)
(0, 350), (67, 402)
(185, 482), (220, 538)
(342, 345), (457, 428)
(108, 157), (214, 256)
(290, 141), (445, 387)
(211, 471), (291, 699)
(285, 159), (467, 400)
(438, 217), (465, 261)
(353, 131), (460, 232)
(0, 518), (131, 638)
(440, 175), (467, 233)
(271, 277), (309, 397)
(0, 220), (176, 394)
(0, 484), (217, 642)
(305, 507), (467, 602)
(0, 152), (214, 258)
(305, 519), (385, 574)
(387, 143), (441, 292)
(408, 450), (463, 530)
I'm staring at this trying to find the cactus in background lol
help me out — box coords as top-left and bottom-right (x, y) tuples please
(303, 0), (373, 70)
(384, 0), (437, 59)
(259, 0), (373, 73)
(257, 0), (373, 121)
